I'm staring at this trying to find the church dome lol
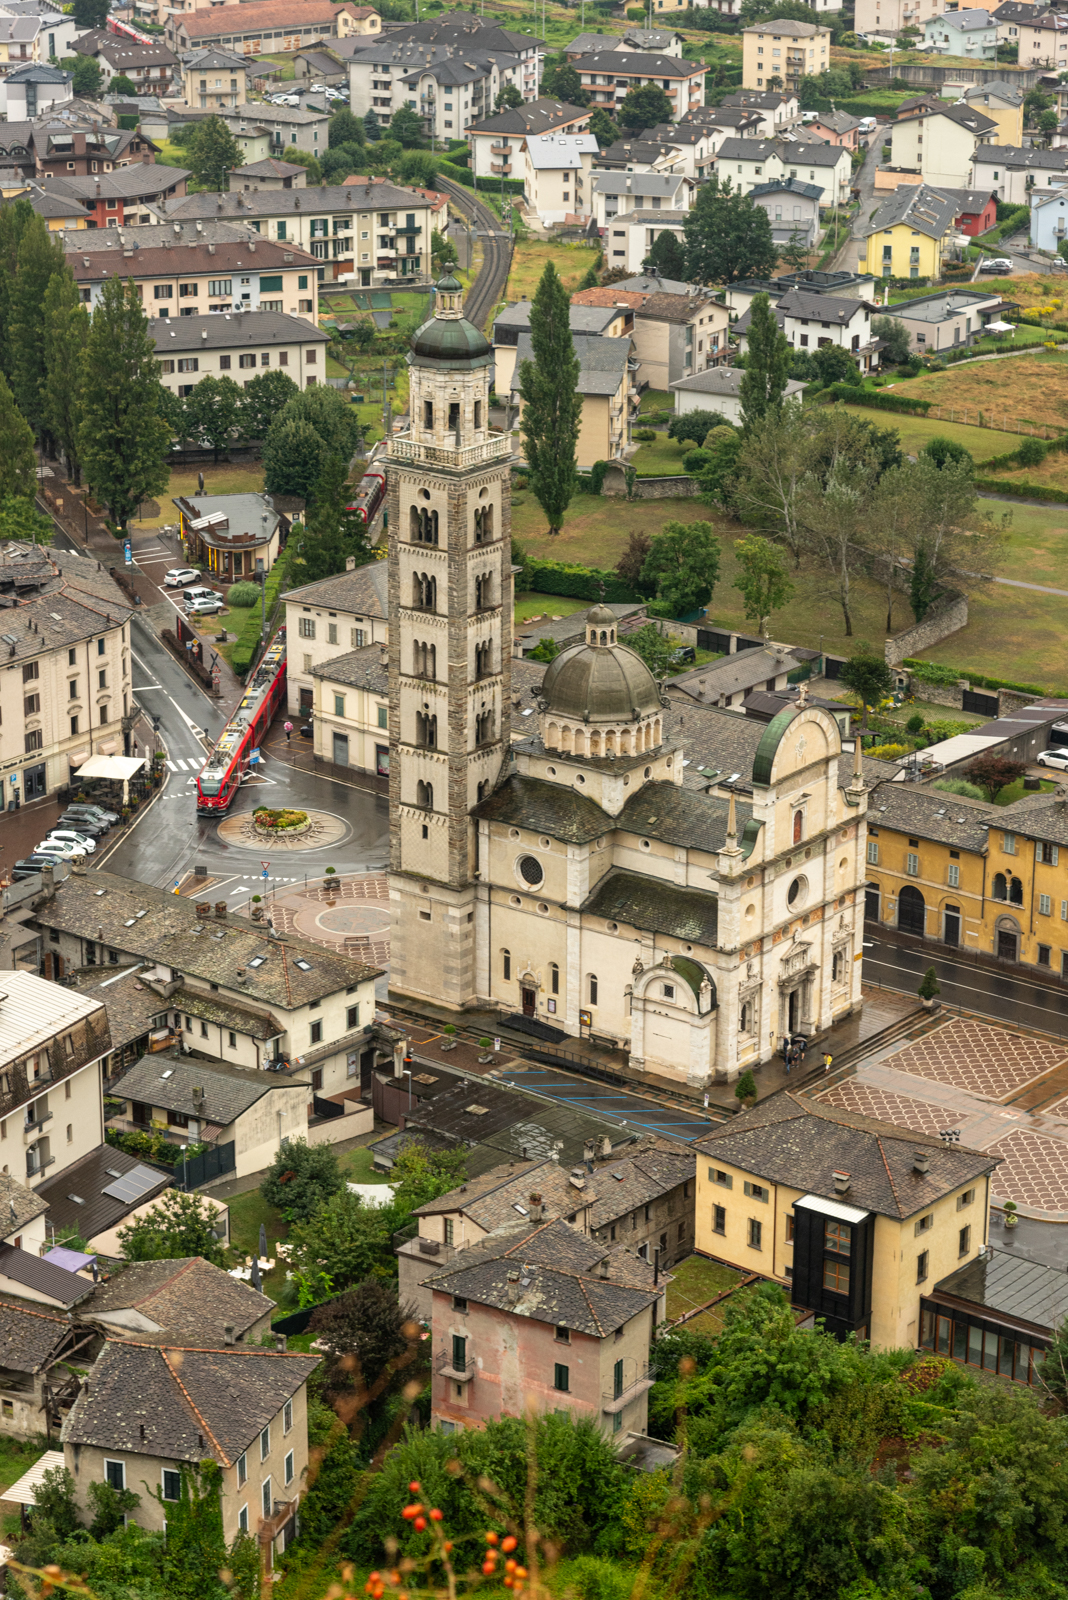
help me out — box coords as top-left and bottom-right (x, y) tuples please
(409, 268), (492, 371)
(541, 636), (662, 724)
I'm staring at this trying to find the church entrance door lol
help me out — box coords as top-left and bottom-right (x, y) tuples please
(788, 989), (799, 1033)
(521, 986), (536, 1017)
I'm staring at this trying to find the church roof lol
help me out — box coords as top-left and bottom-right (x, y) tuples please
(583, 869), (718, 946)
(617, 782), (753, 855)
(473, 773), (609, 843)
(540, 636), (662, 722)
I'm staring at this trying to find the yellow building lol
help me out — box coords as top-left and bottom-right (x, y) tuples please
(513, 332), (637, 467)
(741, 19), (831, 93)
(864, 783), (1068, 976)
(962, 81), (1024, 145)
(694, 1094), (997, 1348)
(860, 182), (957, 279)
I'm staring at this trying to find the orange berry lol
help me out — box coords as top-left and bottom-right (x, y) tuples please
(414, 1517), (426, 1532)
(485, 1532), (499, 1546)
(369, 1575), (380, 1583)
(409, 1482), (421, 1493)
(505, 1559), (517, 1573)
(429, 1508), (443, 1521)
(504, 1580), (514, 1590)
(501, 1536), (517, 1553)
(443, 1541), (454, 1553)
(401, 1507), (415, 1521)
(515, 1568), (528, 1580)
(482, 1561), (496, 1576)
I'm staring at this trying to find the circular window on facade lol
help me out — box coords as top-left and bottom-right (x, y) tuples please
(509, 828), (521, 840)
(518, 855), (544, 886)
(787, 876), (808, 909)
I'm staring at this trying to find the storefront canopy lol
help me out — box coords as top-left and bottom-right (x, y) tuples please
(72, 756), (145, 781)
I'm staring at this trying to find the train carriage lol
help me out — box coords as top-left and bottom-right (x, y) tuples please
(195, 633), (287, 815)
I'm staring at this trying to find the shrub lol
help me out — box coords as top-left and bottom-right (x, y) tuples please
(735, 1069), (757, 1106)
(261, 1138), (343, 1223)
(906, 713), (925, 733)
(231, 552), (293, 675)
(226, 580), (261, 607)
(523, 557), (638, 603)
(1017, 435), (1048, 466)
(633, 427), (657, 442)
(932, 778), (987, 800)
(866, 742), (910, 760)
(825, 383), (931, 413)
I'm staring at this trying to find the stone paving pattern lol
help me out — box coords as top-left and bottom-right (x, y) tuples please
(264, 871), (390, 968)
(984, 1127), (1068, 1213)
(820, 1081), (951, 1137)
(884, 1018), (1067, 1101)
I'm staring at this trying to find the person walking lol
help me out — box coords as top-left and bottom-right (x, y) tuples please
(786, 1044), (800, 1075)
(796, 1035), (808, 1063)
(283, 720), (293, 743)
(823, 1051), (833, 1073)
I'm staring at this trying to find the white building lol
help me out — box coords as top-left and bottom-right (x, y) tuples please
(153, 311), (330, 398)
(591, 169), (694, 230)
(520, 131), (598, 223)
(670, 364), (806, 423)
(467, 98), (590, 180)
(283, 560), (388, 717)
(713, 135), (853, 206)
(924, 6), (998, 55)
(972, 142), (1068, 202)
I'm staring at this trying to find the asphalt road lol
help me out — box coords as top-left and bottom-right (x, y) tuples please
(498, 1063), (723, 1142)
(863, 933), (1068, 1035)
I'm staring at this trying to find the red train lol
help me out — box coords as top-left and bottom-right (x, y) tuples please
(348, 468), (386, 528)
(195, 633), (287, 815)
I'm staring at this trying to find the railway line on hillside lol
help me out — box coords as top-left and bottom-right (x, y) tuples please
(436, 174), (513, 330)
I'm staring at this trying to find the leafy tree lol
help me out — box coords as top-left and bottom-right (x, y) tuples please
(184, 115), (243, 191)
(0, 198), (36, 380)
(66, 54), (103, 99)
(963, 751), (1027, 800)
(291, 453), (374, 581)
(390, 1137), (466, 1214)
(308, 1278), (420, 1424)
(33, 1466), (80, 1540)
(693, 425), (743, 510)
(618, 83), (674, 133)
(0, 373), (36, 499)
(668, 409), (726, 447)
(798, 432), (879, 636)
(389, 105), (427, 148)
(1039, 106), (1059, 137)
(181, 374), (242, 462)
(277, 383), (364, 462)
(734, 534), (794, 638)
(239, 367), (299, 439)
(88, 1477), (140, 1538)
(397, 148), (439, 187)
(641, 518), (721, 616)
(495, 83), (524, 110)
(922, 434), (973, 471)
(539, 58), (589, 106)
(78, 277), (170, 532)
(779, 229), (808, 273)
(363, 108), (381, 140)
(684, 177), (778, 285)
(1025, 86), (1053, 120)
(10, 214), (67, 439)
(0, 495), (53, 544)
(72, 0), (107, 25)
(43, 270), (89, 481)
(353, 319), (376, 352)
(152, 1461), (228, 1600)
(739, 291), (791, 430)
(839, 642), (893, 730)
(731, 402), (812, 565)
(643, 227), (687, 279)
(872, 313), (912, 364)
(261, 1136), (343, 1223)
(587, 107), (619, 148)
(329, 107), (366, 148)
(624, 621), (680, 678)
(518, 261), (582, 537)
(735, 1068), (757, 1105)
(109, 72), (137, 95)
(285, 1187), (394, 1303)
(262, 417), (331, 501)
(528, 636), (560, 661)
(615, 527), (653, 593)
(117, 1189), (225, 1265)
(812, 343), (860, 386)
(281, 146), (322, 184)
(322, 145), (362, 184)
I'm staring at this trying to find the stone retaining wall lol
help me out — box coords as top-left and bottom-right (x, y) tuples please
(884, 592), (969, 666)
(601, 466), (701, 499)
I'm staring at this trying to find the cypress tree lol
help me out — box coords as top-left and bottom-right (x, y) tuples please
(518, 262), (582, 538)
(42, 271), (89, 482)
(0, 373), (36, 500)
(78, 278), (170, 532)
(739, 292), (792, 432)
(10, 214), (67, 439)
(0, 198), (34, 381)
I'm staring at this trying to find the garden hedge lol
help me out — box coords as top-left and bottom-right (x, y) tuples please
(905, 657), (1045, 695)
(974, 475), (1068, 504)
(232, 555), (292, 676)
(437, 160), (525, 196)
(522, 558), (640, 603)
(827, 384), (931, 414)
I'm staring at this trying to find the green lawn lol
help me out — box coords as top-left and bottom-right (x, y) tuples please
(631, 434), (693, 476)
(995, 777), (1058, 806)
(638, 388), (672, 414)
(514, 593), (588, 624)
(0, 1436), (44, 1495)
(665, 1254), (746, 1335)
(837, 404), (1022, 462)
(227, 1185), (290, 1305)
(254, 52), (296, 80)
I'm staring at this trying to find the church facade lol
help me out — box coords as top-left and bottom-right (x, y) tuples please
(387, 272), (870, 1087)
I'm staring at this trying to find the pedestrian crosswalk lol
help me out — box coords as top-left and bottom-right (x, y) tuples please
(166, 759), (200, 772)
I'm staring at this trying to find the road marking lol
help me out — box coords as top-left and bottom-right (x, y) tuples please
(132, 684), (162, 691)
(174, 759), (189, 771)
(864, 952), (1068, 1023)
(166, 761), (178, 772)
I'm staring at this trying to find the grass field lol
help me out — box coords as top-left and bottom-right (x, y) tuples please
(255, 51), (297, 79)
(514, 593), (588, 623)
(505, 240), (600, 302)
(132, 463), (265, 533)
(838, 404), (1023, 460)
(665, 1255), (747, 1336)
(917, 579), (1068, 692)
(631, 434), (692, 476)
(887, 351), (1068, 434)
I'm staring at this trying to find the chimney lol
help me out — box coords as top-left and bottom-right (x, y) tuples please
(276, 1333), (287, 1352)
(569, 1167), (585, 1191)
(223, 1322), (235, 1345)
(913, 1150), (930, 1175)
(196, 902), (212, 919)
(506, 1269), (520, 1304)
(832, 1170), (850, 1195)
(345, 555), (356, 571)
(215, 901), (227, 919)
(600, 1135), (612, 1160)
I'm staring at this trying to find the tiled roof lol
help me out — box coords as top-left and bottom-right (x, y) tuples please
(0, 542), (130, 659)
(151, 313), (329, 354)
(669, 643), (803, 698)
(283, 558), (387, 617)
(569, 287), (650, 309)
(87, 1257), (274, 1345)
(168, 178), (429, 220)
(113, 1055), (290, 1125)
(175, 0), (363, 38)
(513, 331), (628, 395)
(421, 1217), (660, 1335)
(591, 170), (687, 196)
(473, 773), (611, 843)
(714, 136), (846, 166)
(974, 143), (1068, 170)
(61, 1341), (319, 1465)
(898, 101), (996, 133)
(160, 986), (284, 1041)
(744, 17), (825, 33)
(616, 782), (752, 856)
(35, 1145), (172, 1246)
(309, 642), (388, 692)
(467, 98), (588, 136)
(0, 1244), (94, 1309)
(634, 291), (709, 324)
(696, 1092), (999, 1219)
(569, 47), (703, 76)
(862, 182), (961, 241)
(0, 1171), (50, 1235)
(0, 1301), (72, 1374)
(748, 176), (822, 201)
(587, 1145), (695, 1228)
(867, 784), (995, 852)
(64, 236), (316, 279)
(583, 869), (718, 945)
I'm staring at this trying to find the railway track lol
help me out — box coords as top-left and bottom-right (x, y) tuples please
(434, 175), (513, 331)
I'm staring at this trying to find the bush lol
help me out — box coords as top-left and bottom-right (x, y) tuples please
(523, 557), (639, 603)
(261, 1138), (343, 1223)
(932, 778), (987, 800)
(231, 552), (293, 676)
(226, 580), (261, 607)
(1017, 435), (1048, 466)
(905, 658), (1045, 695)
(866, 742), (910, 760)
(633, 428), (657, 442)
(906, 713), (925, 733)
(826, 384), (930, 414)
(974, 474), (1068, 503)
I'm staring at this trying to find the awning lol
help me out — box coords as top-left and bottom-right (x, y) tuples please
(73, 756), (145, 780)
(0, 1450), (66, 1506)
(985, 321), (1016, 333)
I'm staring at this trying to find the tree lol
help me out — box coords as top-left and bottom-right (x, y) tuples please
(872, 313), (912, 364)
(798, 447), (878, 635)
(78, 278), (170, 532)
(0, 198), (35, 380)
(528, 636), (560, 661)
(397, 148), (439, 187)
(291, 454), (374, 582)
(309, 1279), (420, 1427)
(285, 1188), (394, 1303)
(616, 528), (653, 593)
(644, 227), (687, 279)
(735, 1069), (757, 1106)
(322, 145), (362, 184)
(694, 425), (743, 510)
(184, 115), (243, 191)
(918, 965), (940, 1002)
(72, 0), (107, 24)
(731, 402), (812, 564)
(263, 417), (331, 500)
(668, 410), (726, 447)
(922, 434), (973, 471)
(495, 83), (524, 110)
(117, 1189), (225, 1265)
(363, 108), (381, 140)
(353, 319), (375, 352)
(261, 1136), (343, 1223)
(739, 291), (791, 430)
(181, 375), (242, 462)
(963, 751), (1027, 800)
(905, 454), (1002, 620)
(390, 1137), (467, 1215)
(43, 270), (89, 481)
(779, 229), (808, 273)
(539, 58), (589, 106)
(329, 107), (366, 149)
(239, 368), (299, 440)
(88, 1478), (140, 1538)
(389, 105), (426, 148)
(281, 146), (322, 184)
(618, 83), (674, 133)
(641, 519), (721, 617)
(0, 373), (36, 500)
(109, 72), (137, 95)
(684, 177), (778, 285)
(10, 215), (67, 439)
(838, 642), (893, 730)
(278, 383), (364, 461)
(812, 343), (860, 386)
(624, 621), (680, 678)
(0, 495), (53, 544)
(587, 107), (619, 148)
(518, 261), (582, 537)
(734, 534), (794, 638)
(63, 53), (102, 96)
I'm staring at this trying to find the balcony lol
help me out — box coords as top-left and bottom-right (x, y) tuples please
(394, 222), (422, 235)
(491, 163), (512, 175)
(490, 142), (511, 153)
(602, 1363), (654, 1414)
(389, 432), (513, 470)
(434, 1348), (476, 1382)
(23, 1109), (52, 1138)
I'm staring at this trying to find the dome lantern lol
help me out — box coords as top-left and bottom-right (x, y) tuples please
(537, 612), (666, 761)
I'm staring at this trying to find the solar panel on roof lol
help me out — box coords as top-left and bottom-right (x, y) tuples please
(101, 1163), (163, 1204)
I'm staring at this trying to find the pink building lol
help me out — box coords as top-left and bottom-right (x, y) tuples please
(423, 1218), (663, 1440)
(807, 110), (861, 150)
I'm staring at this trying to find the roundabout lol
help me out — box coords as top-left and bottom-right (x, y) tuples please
(216, 807), (352, 852)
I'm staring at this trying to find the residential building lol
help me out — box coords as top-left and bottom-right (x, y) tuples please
(519, 131), (598, 223)
(166, 0), (370, 54)
(591, 169), (693, 230)
(0, 543), (131, 803)
(713, 136), (853, 206)
(920, 1245), (1066, 1388)
(83, 1255), (274, 1347)
(574, 49), (706, 120)
(992, 0), (1035, 47)
(741, 19), (831, 92)
(512, 331), (635, 466)
(228, 157), (307, 190)
(0, 13), (39, 63)
(211, 100), (330, 158)
(61, 1342), (319, 1559)
(493, 299), (633, 391)
(1031, 183), (1068, 247)
(31, 118), (158, 180)
(0, 1246), (94, 1310)
(310, 643), (389, 779)
(565, 27), (685, 59)
(11, 178), (85, 229)
(1008, 4), (1068, 65)
(27, 868), (382, 1075)
(367, 15), (542, 101)
(71, 30), (179, 94)
(884, 284), (1010, 350)
(569, 283), (728, 387)
(854, 0), (950, 32)
(346, 40), (514, 136)
(43, 164), (190, 229)
(746, 285), (881, 372)
(293, 45), (349, 83)
(0, 1298), (88, 1441)
(940, 184), (998, 235)
(860, 182), (964, 278)
(890, 101), (999, 189)
(467, 98), (589, 180)
(961, 78), (1024, 144)
(11, 4), (79, 61)
(667, 645), (802, 710)
(34, 1144), (191, 1260)
(804, 108), (862, 148)
(181, 46), (250, 110)
(0, 64), (71, 121)
(65, 233), (319, 322)
(401, 1142), (695, 1318)
(694, 1094), (998, 1345)
(924, 7), (998, 54)
(154, 310), (328, 399)
(602, 120), (720, 179)
(166, 178), (431, 286)
(718, 87), (801, 134)
(422, 1218), (663, 1437)
(973, 142), (1068, 202)
(670, 364), (806, 423)
(607, 206), (688, 273)
(724, 265), (867, 312)
(748, 175), (822, 245)
(172, 488), (290, 577)
(284, 560), (388, 716)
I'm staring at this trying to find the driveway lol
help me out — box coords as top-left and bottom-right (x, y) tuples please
(829, 135), (883, 274)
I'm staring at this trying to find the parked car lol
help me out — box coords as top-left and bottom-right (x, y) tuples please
(44, 829), (97, 853)
(34, 838), (87, 859)
(64, 802), (118, 826)
(1036, 747), (1068, 770)
(164, 568), (201, 587)
(183, 586), (221, 605)
(979, 257), (1013, 273)
(299, 724), (313, 739)
(185, 595), (226, 616)
(671, 646), (696, 666)
(57, 813), (107, 837)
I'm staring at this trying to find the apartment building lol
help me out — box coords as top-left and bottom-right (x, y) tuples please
(972, 142), (1068, 202)
(573, 48), (706, 120)
(71, 29), (179, 95)
(166, 177), (434, 285)
(607, 207), (688, 272)
(741, 19), (831, 92)
(166, 0), (369, 54)
(1010, 4), (1068, 65)
(890, 100), (998, 189)
(961, 79), (1024, 145)
(591, 169), (694, 230)
(855, 0), (948, 31)
(736, 286), (881, 372)
(0, 14), (40, 64)
(566, 27), (686, 60)
(512, 332), (636, 467)
(860, 182), (963, 277)
(695, 1094), (998, 1346)
(346, 41), (519, 138)
(0, 64), (71, 123)
(569, 284), (730, 388)
(310, 644), (389, 778)
(32, 119), (158, 180)
(65, 233), (319, 321)
(364, 16), (542, 102)
(153, 310), (329, 397)
(924, 7), (998, 55)
(210, 100), (330, 158)
(517, 130), (598, 223)
(467, 97), (590, 181)
(43, 164), (190, 229)
(181, 47), (250, 111)
(283, 560), (388, 716)
(713, 135), (853, 205)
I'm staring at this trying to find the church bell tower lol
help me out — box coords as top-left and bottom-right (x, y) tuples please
(386, 269), (514, 1010)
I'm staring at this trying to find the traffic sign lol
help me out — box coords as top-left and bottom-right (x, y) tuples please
(124, 540), (132, 566)
(249, 748), (261, 764)
(261, 861), (270, 880)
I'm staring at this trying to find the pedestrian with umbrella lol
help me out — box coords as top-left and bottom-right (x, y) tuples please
(284, 720), (293, 743)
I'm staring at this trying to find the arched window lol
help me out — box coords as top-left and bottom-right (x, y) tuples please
(739, 1001), (749, 1033)
(600, 630), (608, 645)
(832, 949), (843, 982)
(475, 640), (492, 679)
(416, 780), (434, 809)
(502, 949), (511, 981)
(1010, 876), (1024, 907)
(413, 640), (436, 678)
(589, 974), (598, 1006)
(475, 572), (493, 610)
(416, 712), (437, 748)
(476, 779), (489, 803)
(413, 573), (436, 610)
(793, 810), (803, 845)
(993, 872), (1007, 901)
(474, 399), (482, 429)
(475, 709), (494, 745)
(550, 962), (559, 995)
(474, 505), (494, 545)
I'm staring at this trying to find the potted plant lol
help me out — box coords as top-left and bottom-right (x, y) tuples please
(918, 966), (941, 1011)
(251, 894), (264, 921)
(734, 1069), (757, 1110)
(1003, 1200), (1019, 1229)
(441, 1023), (457, 1051)
(477, 1035), (495, 1064)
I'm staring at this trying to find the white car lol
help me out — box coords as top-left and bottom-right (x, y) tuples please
(44, 829), (96, 853)
(1037, 747), (1068, 770)
(979, 257), (1013, 273)
(35, 838), (87, 859)
(185, 594), (226, 616)
(164, 568), (200, 587)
